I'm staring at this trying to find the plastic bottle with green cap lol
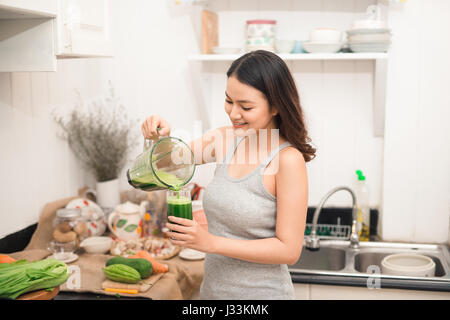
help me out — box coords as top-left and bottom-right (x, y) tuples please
(355, 170), (370, 241)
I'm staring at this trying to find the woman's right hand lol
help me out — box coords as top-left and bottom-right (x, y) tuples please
(141, 115), (171, 140)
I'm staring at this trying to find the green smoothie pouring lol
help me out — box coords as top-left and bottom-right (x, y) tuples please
(127, 136), (196, 192)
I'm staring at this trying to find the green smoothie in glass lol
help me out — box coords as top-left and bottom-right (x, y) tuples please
(167, 190), (192, 221)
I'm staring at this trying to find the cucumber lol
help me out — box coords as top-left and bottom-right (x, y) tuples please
(102, 264), (141, 284)
(105, 256), (152, 279)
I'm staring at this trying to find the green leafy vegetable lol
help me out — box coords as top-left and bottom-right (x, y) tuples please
(0, 258), (69, 299)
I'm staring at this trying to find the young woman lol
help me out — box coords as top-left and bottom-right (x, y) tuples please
(141, 50), (316, 299)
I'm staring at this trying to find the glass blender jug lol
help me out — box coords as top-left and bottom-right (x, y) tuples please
(127, 136), (196, 192)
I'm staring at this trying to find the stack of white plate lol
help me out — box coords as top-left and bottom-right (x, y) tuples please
(346, 19), (391, 53)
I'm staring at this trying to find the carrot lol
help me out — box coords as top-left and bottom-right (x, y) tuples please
(0, 254), (16, 264)
(130, 250), (168, 273)
(105, 288), (138, 294)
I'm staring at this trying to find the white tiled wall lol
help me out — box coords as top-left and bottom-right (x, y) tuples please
(381, 0), (450, 243)
(0, 0), (448, 244)
(0, 62), (113, 238)
(197, 59), (383, 208)
(0, 0), (206, 238)
(184, 0), (449, 244)
(198, 0), (383, 207)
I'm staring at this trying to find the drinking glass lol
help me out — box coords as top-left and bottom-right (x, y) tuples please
(47, 240), (77, 260)
(166, 189), (192, 221)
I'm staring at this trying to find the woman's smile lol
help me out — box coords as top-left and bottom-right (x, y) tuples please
(232, 122), (248, 128)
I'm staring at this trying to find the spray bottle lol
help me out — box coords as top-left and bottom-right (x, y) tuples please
(355, 170), (370, 241)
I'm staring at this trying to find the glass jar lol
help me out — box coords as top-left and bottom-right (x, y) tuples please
(52, 208), (88, 247)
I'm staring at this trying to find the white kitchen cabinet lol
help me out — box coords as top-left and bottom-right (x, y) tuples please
(56, 0), (112, 57)
(0, 0), (112, 72)
(0, 0), (58, 16)
(293, 283), (310, 300)
(294, 283), (450, 300)
(0, 1), (57, 72)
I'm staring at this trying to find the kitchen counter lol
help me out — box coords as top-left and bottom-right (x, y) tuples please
(4, 192), (206, 300)
(290, 272), (450, 292)
(9, 249), (204, 300)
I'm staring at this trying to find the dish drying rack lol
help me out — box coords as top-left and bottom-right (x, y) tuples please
(304, 221), (351, 240)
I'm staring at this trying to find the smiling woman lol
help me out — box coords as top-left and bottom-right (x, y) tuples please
(224, 50), (316, 162)
(141, 50), (315, 300)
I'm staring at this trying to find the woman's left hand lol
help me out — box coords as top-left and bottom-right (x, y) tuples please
(166, 216), (215, 253)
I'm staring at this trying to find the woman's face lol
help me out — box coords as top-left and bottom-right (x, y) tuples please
(225, 76), (278, 136)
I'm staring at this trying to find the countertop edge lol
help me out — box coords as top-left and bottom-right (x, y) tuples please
(290, 273), (450, 292)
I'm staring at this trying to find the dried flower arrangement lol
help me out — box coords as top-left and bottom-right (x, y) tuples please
(53, 83), (138, 182)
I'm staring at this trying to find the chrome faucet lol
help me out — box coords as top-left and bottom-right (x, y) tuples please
(305, 186), (360, 251)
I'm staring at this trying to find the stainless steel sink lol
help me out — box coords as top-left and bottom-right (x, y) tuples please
(354, 252), (446, 277)
(289, 246), (346, 271)
(352, 242), (450, 280)
(289, 240), (450, 285)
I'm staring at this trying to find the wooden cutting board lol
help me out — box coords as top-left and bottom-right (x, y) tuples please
(101, 273), (164, 293)
(17, 286), (60, 300)
(202, 10), (218, 54)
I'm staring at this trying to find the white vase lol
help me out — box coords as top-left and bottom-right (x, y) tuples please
(86, 178), (121, 209)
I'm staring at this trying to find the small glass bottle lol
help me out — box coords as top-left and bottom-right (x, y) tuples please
(355, 170), (370, 241)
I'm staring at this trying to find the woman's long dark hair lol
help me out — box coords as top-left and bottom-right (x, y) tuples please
(226, 50), (316, 162)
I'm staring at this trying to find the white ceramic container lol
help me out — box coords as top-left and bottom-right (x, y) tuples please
(381, 253), (436, 277)
(275, 39), (295, 53)
(302, 42), (343, 53)
(79, 236), (113, 254)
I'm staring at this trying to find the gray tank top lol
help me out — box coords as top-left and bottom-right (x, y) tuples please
(200, 135), (296, 300)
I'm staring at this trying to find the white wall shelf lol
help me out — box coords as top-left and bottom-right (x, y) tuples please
(188, 52), (388, 137)
(188, 52), (388, 62)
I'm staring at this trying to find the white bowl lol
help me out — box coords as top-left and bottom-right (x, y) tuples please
(275, 39), (295, 53)
(381, 253), (436, 277)
(79, 236), (113, 254)
(351, 19), (387, 30)
(302, 42), (343, 54)
(309, 28), (342, 43)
